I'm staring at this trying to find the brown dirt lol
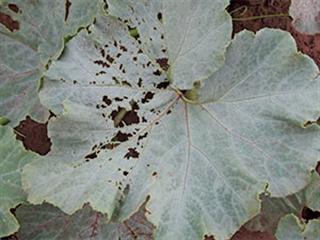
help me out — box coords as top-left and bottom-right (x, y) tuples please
(14, 116), (51, 155)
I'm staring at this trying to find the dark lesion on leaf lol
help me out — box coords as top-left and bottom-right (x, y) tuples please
(93, 59), (110, 68)
(64, 0), (72, 21)
(0, 11), (19, 32)
(102, 95), (112, 106)
(157, 12), (162, 22)
(8, 3), (19, 13)
(110, 100), (140, 128)
(124, 147), (139, 159)
(141, 92), (155, 104)
(156, 58), (169, 71)
(85, 152), (98, 160)
(303, 117), (320, 127)
(203, 234), (215, 240)
(112, 131), (133, 142)
(155, 81), (170, 89)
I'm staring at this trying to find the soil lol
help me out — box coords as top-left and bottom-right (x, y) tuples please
(5, 0), (320, 239)
(14, 116), (51, 155)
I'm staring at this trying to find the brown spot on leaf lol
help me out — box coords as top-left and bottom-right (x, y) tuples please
(102, 95), (112, 106)
(122, 110), (140, 126)
(204, 235), (215, 240)
(94, 60), (110, 68)
(14, 116), (51, 155)
(120, 45), (128, 52)
(153, 69), (162, 76)
(123, 171), (129, 176)
(303, 117), (320, 127)
(106, 54), (114, 64)
(156, 81), (169, 89)
(65, 0), (72, 21)
(0, 12), (19, 32)
(85, 152), (97, 160)
(100, 48), (105, 58)
(141, 92), (154, 104)
(112, 131), (132, 142)
(157, 12), (162, 21)
(138, 132), (148, 141)
(110, 105), (140, 128)
(8, 4), (19, 13)
(156, 58), (169, 71)
(124, 148), (139, 159)
(101, 142), (120, 150)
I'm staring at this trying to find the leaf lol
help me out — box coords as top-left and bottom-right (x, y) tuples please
(289, 0), (320, 34)
(275, 214), (320, 240)
(107, 0), (232, 89)
(0, 0), (99, 125)
(14, 202), (153, 240)
(245, 172), (320, 234)
(22, 11), (320, 240)
(305, 172), (320, 212)
(0, 126), (40, 237)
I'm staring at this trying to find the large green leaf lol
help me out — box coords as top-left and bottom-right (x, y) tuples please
(14, 202), (153, 240)
(0, 126), (40, 237)
(0, 0), (99, 125)
(107, 0), (232, 89)
(276, 214), (320, 240)
(22, 10), (320, 240)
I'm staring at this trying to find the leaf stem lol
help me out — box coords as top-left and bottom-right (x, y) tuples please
(232, 13), (289, 21)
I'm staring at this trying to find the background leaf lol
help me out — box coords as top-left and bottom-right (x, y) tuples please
(0, 126), (40, 237)
(0, 0), (99, 125)
(289, 0), (320, 34)
(276, 214), (320, 240)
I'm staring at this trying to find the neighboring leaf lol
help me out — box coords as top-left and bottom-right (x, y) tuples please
(0, 0), (99, 125)
(22, 11), (320, 240)
(107, 0), (232, 89)
(245, 172), (320, 234)
(305, 172), (320, 212)
(289, 0), (320, 34)
(275, 214), (320, 240)
(14, 202), (153, 240)
(0, 126), (40, 237)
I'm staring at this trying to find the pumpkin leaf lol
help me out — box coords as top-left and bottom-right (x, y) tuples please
(14, 202), (153, 240)
(276, 214), (320, 240)
(107, 0), (232, 89)
(22, 9), (320, 240)
(289, 0), (320, 34)
(0, 126), (40, 237)
(0, 0), (99, 125)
